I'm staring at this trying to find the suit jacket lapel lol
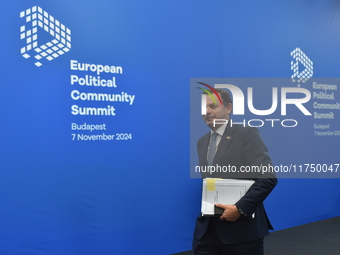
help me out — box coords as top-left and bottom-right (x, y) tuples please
(200, 132), (210, 166)
(213, 122), (235, 165)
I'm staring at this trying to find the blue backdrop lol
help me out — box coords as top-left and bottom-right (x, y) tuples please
(1, 1), (340, 254)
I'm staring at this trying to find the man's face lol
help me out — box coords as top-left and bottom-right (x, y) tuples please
(202, 93), (232, 130)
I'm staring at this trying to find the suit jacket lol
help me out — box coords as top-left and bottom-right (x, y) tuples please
(194, 122), (277, 244)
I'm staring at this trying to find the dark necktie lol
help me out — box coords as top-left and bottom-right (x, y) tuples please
(207, 132), (218, 166)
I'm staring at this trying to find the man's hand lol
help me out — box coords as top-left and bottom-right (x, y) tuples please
(215, 204), (240, 222)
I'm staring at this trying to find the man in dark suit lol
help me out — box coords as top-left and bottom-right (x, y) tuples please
(193, 88), (277, 255)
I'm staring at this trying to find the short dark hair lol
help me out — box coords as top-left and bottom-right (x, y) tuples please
(202, 88), (232, 106)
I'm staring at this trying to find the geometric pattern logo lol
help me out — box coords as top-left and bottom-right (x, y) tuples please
(20, 6), (71, 67)
(290, 47), (313, 86)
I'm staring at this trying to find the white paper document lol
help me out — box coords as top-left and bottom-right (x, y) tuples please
(201, 178), (255, 216)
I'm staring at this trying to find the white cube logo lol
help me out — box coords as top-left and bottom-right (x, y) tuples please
(291, 48), (313, 86)
(20, 6), (71, 67)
